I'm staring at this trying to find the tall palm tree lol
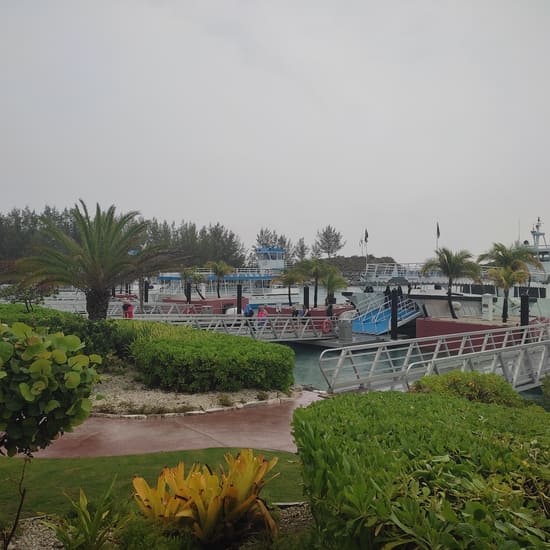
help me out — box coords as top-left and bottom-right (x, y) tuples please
(421, 248), (480, 319)
(321, 266), (348, 306)
(206, 260), (233, 298)
(479, 243), (542, 323)
(16, 201), (179, 320)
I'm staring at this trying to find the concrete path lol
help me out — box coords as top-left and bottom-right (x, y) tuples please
(36, 392), (322, 458)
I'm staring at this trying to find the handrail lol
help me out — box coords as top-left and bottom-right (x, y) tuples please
(405, 340), (550, 392)
(127, 313), (337, 342)
(319, 323), (550, 393)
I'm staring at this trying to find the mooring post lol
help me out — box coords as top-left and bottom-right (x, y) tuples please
(391, 288), (398, 340)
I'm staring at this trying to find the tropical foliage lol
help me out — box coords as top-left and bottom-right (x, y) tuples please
(14, 201), (182, 320)
(206, 260), (234, 298)
(478, 243), (542, 322)
(421, 247), (480, 318)
(321, 266), (348, 305)
(133, 449), (279, 546)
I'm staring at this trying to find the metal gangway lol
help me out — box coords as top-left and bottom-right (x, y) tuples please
(319, 323), (550, 393)
(129, 313), (337, 342)
(351, 296), (423, 335)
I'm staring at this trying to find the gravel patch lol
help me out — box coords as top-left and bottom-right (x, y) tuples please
(91, 369), (300, 416)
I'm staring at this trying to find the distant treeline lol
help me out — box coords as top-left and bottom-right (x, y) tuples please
(0, 206), (394, 276)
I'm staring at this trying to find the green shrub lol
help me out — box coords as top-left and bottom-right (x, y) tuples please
(0, 322), (102, 456)
(411, 371), (525, 407)
(131, 331), (294, 393)
(293, 391), (550, 549)
(0, 304), (124, 358)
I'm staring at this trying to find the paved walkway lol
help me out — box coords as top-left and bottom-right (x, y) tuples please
(36, 392), (322, 458)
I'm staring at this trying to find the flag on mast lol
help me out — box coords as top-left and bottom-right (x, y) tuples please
(364, 228), (368, 242)
(436, 222), (440, 239)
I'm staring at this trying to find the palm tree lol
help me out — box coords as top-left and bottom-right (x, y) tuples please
(181, 267), (206, 300)
(487, 266), (529, 323)
(206, 260), (233, 298)
(421, 248), (480, 319)
(16, 201), (180, 320)
(274, 268), (304, 306)
(295, 258), (328, 308)
(321, 267), (348, 307)
(478, 243), (542, 323)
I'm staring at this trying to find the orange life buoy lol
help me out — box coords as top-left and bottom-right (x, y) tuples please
(322, 319), (332, 334)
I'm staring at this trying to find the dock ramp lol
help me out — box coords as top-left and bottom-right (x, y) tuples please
(319, 323), (550, 393)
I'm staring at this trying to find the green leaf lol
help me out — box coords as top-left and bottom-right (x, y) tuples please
(80, 398), (92, 412)
(44, 399), (61, 413)
(29, 358), (52, 376)
(51, 349), (67, 365)
(65, 371), (81, 389)
(61, 334), (83, 352)
(10, 322), (33, 338)
(18, 382), (34, 402)
(89, 354), (102, 365)
(68, 355), (90, 369)
(31, 380), (47, 395)
(0, 341), (14, 363)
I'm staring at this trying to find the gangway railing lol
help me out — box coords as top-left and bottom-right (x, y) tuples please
(319, 323), (550, 393)
(129, 313), (337, 342)
(405, 341), (550, 392)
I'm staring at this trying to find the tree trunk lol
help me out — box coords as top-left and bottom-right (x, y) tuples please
(502, 289), (509, 323)
(447, 279), (457, 319)
(287, 286), (292, 306)
(86, 289), (111, 320)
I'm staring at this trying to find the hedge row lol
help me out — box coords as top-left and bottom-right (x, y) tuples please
(0, 305), (295, 393)
(131, 329), (294, 393)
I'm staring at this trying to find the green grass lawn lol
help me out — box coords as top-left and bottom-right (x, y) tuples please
(0, 448), (304, 521)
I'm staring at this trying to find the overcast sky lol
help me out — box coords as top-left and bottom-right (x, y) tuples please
(2, 1), (549, 263)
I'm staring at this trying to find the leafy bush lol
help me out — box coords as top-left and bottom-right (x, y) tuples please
(0, 304), (124, 358)
(411, 371), (525, 407)
(131, 331), (294, 393)
(293, 391), (550, 549)
(0, 322), (102, 456)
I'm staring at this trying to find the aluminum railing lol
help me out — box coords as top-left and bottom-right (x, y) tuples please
(405, 340), (550, 392)
(129, 313), (337, 342)
(319, 323), (550, 393)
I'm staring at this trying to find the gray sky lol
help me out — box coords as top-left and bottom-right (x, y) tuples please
(2, 1), (549, 263)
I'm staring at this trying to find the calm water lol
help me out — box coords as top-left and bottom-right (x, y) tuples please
(286, 343), (330, 391)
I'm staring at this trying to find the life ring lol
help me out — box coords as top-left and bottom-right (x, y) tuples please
(322, 319), (332, 334)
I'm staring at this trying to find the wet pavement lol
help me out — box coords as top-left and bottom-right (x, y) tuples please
(36, 392), (322, 458)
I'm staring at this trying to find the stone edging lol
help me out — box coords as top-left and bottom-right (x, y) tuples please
(91, 395), (302, 420)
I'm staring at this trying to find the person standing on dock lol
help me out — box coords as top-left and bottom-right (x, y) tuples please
(257, 305), (267, 327)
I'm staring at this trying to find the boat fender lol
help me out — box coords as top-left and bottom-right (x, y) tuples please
(322, 319), (332, 334)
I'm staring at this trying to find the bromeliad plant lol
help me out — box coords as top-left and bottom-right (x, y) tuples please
(133, 448), (279, 545)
